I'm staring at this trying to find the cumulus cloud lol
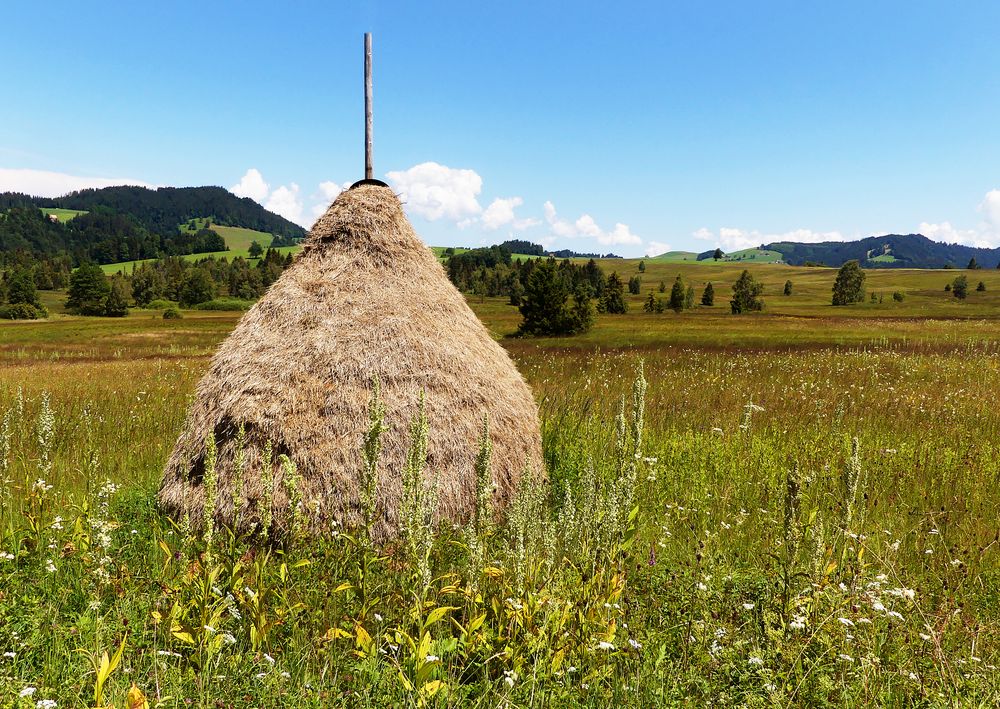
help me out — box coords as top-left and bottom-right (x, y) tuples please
(476, 196), (541, 231)
(0, 167), (152, 197)
(264, 183), (304, 226)
(979, 189), (1000, 231)
(386, 162), (483, 222)
(695, 226), (846, 252)
(644, 240), (672, 257)
(310, 180), (352, 220)
(543, 201), (641, 246)
(230, 168), (270, 202)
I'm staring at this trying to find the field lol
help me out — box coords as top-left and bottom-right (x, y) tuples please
(100, 223), (296, 275)
(3, 261), (1000, 706)
(39, 208), (87, 223)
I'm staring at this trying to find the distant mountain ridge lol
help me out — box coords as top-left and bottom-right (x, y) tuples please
(765, 233), (997, 269)
(0, 185), (305, 265)
(0, 185), (305, 239)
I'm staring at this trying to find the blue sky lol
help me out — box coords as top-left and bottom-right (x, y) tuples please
(2, 1), (1000, 256)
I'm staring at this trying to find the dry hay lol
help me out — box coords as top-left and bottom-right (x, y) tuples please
(158, 184), (543, 540)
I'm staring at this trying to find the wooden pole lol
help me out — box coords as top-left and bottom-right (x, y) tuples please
(364, 32), (373, 180)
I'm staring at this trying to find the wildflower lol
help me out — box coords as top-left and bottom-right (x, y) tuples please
(838, 617), (854, 627)
(886, 610), (904, 620)
(748, 656), (764, 666)
(203, 625), (216, 634)
(597, 641), (615, 651)
(628, 638), (642, 650)
(697, 582), (707, 591)
(742, 602), (755, 610)
(36, 701), (57, 709)
(789, 616), (807, 631)
(503, 669), (517, 687)
(20, 687), (37, 697)
(426, 654), (440, 662)
(45, 559), (56, 573)
(221, 632), (236, 645)
(872, 601), (886, 612)
(919, 633), (932, 641)
(264, 653), (276, 665)
(51, 516), (63, 531)
(280, 671), (291, 679)
(0, 552), (13, 561)
(374, 613), (383, 622)
(908, 672), (919, 681)
(3, 651), (15, 658)
(838, 653), (854, 663)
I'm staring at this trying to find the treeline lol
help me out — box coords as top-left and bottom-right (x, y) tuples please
(446, 247), (611, 304)
(0, 248), (293, 320)
(0, 205), (226, 266)
(2, 185), (305, 240)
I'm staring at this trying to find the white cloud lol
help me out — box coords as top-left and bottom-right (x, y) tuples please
(264, 183), (303, 226)
(311, 180), (352, 220)
(543, 201), (641, 246)
(477, 196), (541, 231)
(644, 240), (672, 257)
(386, 162), (483, 222)
(979, 189), (1000, 230)
(695, 226), (846, 252)
(230, 168), (270, 202)
(0, 167), (152, 197)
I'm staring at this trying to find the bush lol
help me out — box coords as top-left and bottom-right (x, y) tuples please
(0, 303), (45, 320)
(162, 307), (183, 320)
(146, 299), (180, 310)
(191, 298), (255, 311)
(892, 291), (905, 302)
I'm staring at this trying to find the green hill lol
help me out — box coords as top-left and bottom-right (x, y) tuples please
(649, 250), (699, 262)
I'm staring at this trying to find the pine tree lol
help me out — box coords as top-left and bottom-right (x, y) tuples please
(104, 275), (130, 317)
(669, 276), (685, 313)
(783, 280), (793, 296)
(730, 270), (764, 314)
(601, 272), (629, 314)
(685, 285), (695, 309)
(968, 257), (979, 270)
(638, 260), (646, 273)
(643, 292), (657, 313)
(66, 263), (111, 315)
(701, 282), (715, 306)
(713, 248), (724, 261)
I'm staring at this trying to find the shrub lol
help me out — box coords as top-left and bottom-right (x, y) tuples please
(163, 307), (183, 319)
(146, 299), (180, 310)
(977, 281), (986, 292)
(0, 303), (45, 320)
(952, 275), (968, 299)
(192, 298), (255, 311)
(892, 291), (905, 302)
(783, 280), (793, 296)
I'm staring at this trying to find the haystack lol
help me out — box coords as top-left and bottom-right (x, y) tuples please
(158, 184), (543, 541)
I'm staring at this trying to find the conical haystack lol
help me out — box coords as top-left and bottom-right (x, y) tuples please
(158, 184), (543, 541)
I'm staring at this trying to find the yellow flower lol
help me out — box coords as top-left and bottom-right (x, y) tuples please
(126, 684), (149, 709)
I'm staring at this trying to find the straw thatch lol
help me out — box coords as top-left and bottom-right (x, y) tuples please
(158, 184), (543, 541)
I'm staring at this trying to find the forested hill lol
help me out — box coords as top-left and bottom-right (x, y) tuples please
(0, 185), (305, 239)
(0, 185), (306, 266)
(766, 233), (1000, 269)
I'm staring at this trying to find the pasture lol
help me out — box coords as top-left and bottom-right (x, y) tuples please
(2, 262), (1000, 706)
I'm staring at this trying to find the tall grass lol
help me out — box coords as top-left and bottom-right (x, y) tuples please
(2, 340), (1000, 706)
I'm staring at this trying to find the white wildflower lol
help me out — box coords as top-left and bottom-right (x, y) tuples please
(597, 641), (615, 651)
(748, 656), (764, 666)
(20, 687), (37, 697)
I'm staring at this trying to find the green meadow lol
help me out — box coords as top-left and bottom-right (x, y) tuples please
(38, 208), (87, 223)
(3, 260), (1000, 706)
